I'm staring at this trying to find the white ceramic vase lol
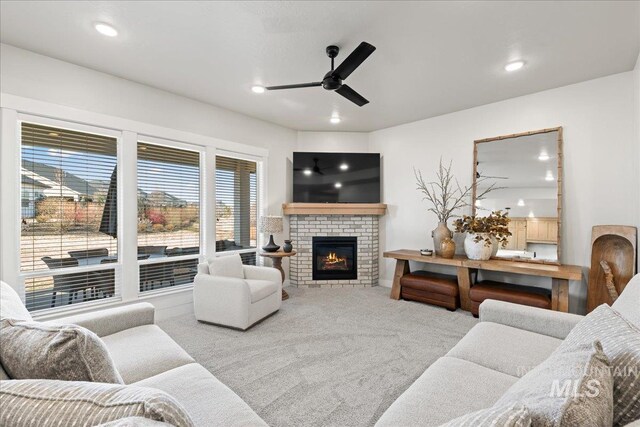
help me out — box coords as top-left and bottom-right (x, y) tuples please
(464, 233), (493, 261)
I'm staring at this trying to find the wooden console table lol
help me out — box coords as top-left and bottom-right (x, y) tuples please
(384, 249), (583, 313)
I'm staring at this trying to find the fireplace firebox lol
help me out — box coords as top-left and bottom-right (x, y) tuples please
(312, 236), (357, 280)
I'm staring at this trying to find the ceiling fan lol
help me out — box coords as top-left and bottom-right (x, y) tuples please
(264, 42), (376, 106)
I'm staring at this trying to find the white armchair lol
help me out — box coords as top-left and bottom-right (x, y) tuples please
(193, 257), (282, 330)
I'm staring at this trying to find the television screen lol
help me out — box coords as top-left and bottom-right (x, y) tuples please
(293, 152), (380, 203)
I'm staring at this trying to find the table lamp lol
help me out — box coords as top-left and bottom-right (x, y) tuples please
(259, 216), (283, 253)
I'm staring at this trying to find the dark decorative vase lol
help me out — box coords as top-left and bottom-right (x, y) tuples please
(262, 234), (280, 253)
(283, 240), (293, 253)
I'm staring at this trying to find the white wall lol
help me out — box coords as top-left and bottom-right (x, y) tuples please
(370, 72), (639, 314)
(295, 131), (369, 153)
(0, 44), (297, 319)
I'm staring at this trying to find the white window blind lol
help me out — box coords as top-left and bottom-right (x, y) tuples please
(137, 142), (201, 292)
(215, 155), (258, 265)
(20, 122), (119, 311)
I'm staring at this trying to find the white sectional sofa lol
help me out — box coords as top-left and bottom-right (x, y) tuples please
(0, 283), (266, 427)
(376, 274), (640, 427)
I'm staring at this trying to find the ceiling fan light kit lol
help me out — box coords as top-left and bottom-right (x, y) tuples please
(263, 41), (376, 107)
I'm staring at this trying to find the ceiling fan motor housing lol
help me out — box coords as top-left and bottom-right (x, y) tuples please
(322, 71), (342, 90)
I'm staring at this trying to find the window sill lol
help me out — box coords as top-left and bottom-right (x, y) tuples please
(32, 296), (124, 321)
(138, 283), (194, 299)
(32, 284), (195, 321)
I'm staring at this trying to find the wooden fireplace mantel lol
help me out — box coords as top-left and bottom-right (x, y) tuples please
(282, 203), (387, 216)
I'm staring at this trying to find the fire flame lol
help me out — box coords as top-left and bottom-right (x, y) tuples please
(324, 252), (345, 264)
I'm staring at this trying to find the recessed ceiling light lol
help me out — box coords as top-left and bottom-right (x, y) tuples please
(251, 85), (265, 94)
(475, 200), (482, 207)
(303, 169), (312, 176)
(517, 199), (525, 207)
(334, 182), (342, 188)
(528, 211), (535, 218)
(94, 22), (118, 37)
(545, 171), (554, 181)
(339, 163), (349, 171)
(505, 60), (525, 72)
(330, 116), (341, 124)
(538, 152), (550, 161)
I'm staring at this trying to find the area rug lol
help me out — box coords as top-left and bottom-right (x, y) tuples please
(159, 286), (477, 427)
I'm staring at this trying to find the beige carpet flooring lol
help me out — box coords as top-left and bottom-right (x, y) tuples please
(159, 286), (477, 427)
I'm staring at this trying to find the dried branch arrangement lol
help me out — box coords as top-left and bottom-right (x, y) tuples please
(414, 158), (503, 223)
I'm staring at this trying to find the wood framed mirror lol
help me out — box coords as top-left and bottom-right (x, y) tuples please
(472, 127), (563, 264)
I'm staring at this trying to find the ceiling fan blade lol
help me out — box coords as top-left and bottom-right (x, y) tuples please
(265, 82), (322, 90)
(335, 85), (369, 106)
(332, 42), (376, 80)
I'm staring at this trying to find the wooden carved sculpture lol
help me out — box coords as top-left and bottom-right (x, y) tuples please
(587, 225), (637, 312)
(599, 260), (619, 303)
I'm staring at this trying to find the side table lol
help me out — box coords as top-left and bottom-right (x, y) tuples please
(259, 250), (296, 301)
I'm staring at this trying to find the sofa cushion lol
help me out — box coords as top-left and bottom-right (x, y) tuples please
(438, 404), (531, 427)
(0, 319), (123, 383)
(208, 254), (244, 279)
(102, 325), (194, 384)
(0, 281), (32, 321)
(134, 363), (267, 427)
(375, 357), (519, 427)
(446, 322), (562, 377)
(561, 304), (640, 426)
(497, 340), (613, 427)
(245, 279), (279, 303)
(612, 274), (640, 330)
(0, 379), (194, 427)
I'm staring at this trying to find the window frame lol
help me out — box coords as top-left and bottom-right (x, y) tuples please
(16, 114), (124, 315)
(135, 135), (205, 296)
(0, 95), (269, 318)
(214, 149), (265, 262)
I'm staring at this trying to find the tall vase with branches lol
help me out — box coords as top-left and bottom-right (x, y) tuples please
(415, 158), (501, 256)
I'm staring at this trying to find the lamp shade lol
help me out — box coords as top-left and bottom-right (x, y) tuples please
(259, 216), (283, 234)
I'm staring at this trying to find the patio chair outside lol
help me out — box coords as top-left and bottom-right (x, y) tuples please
(41, 256), (90, 307)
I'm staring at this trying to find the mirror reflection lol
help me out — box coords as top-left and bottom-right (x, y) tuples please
(474, 129), (561, 263)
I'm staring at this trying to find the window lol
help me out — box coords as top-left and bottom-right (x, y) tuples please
(215, 155), (258, 265)
(20, 122), (119, 311)
(137, 141), (201, 292)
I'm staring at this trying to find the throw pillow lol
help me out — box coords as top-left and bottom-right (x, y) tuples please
(208, 254), (244, 279)
(0, 379), (194, 427)
(439, 404), (531, 427)
(0, 281), (32, 322)
(496, 340), (613, 427)
(0, 319), (123, 383)
(561, 304), (640, 426)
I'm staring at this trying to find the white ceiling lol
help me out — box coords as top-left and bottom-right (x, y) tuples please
(1, 1), (639, 132)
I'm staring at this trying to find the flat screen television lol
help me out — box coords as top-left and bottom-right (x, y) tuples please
(293, 152), (381, 203)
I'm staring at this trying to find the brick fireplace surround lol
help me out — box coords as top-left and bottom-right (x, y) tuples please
(288, 214), (380, 287)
